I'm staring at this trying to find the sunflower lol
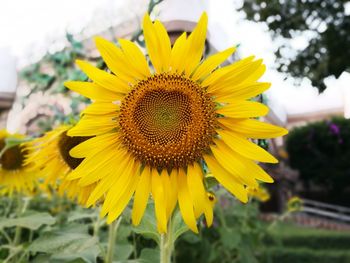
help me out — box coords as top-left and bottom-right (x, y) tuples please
(64, 13), (288, 233)
(25, 125), (95, 205)
(0, 130), (38, 195)
(247, 185), (270, 202)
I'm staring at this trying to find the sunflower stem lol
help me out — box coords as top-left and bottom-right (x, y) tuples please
(105, 216), (122, 263)
(160, 217), (173, 263)
(13, 194), (24, 246)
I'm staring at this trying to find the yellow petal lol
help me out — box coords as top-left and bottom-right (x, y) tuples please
(101, 159), (139, 217)
(85, 152), (130, 206)
(187, 163), (206, 217)
(233, 154), (274, 183)
(106, 163), (140, 223)
(170, 32), (187, 73)
(160, 169), (173, 220)
(69, 133), (120, 158)
(213, 82), (271, 101)
(167, 169), (178, 219)
(151, 168), (167, 233)
(202, 56), (255, 87)
(118, 39), (151, 78)
(210, 139), (258, 187)
(68, 114), (116, 136)
(203, 154), (248, 203)
(216, 101), (269, 118)
(76, 59), (130, 93)
(132, 166), (152, 225)
(81, 102), (120, 116)
(192, 46), (236, 81)
(177, 168), (198, 233)
(143, 14), (171, 73)
(218, 118), (288, 139)
(207, 59), (263, 93)
(64, 81), (123, 101)
(218, 130), (278, 163)
(184, 12), (208, 76)
(94, 36), (140, 84)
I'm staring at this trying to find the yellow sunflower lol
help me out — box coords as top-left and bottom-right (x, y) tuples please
(247, 185), (270, 202)
(0, 130), (38, 195)
(64, 13), (288, 233)
(25, 125), (95, 205)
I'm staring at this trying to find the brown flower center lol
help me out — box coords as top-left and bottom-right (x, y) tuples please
(0, 139), (26, 171)
(58, 132), (91, 170)
(119, 73), (216, 169)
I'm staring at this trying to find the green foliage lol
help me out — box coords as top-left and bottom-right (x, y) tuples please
(286, 117), (350, 194)
(175, 192), (266, 263)
(264, 247), (350, 263)
(240, 0), (350, 92)
(0, 211), (55, 230)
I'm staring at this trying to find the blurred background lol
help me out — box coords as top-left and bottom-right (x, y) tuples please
(0, 0), (350, 262)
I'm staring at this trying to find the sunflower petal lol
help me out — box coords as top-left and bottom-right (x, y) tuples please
(207, 59), (263, 93)
(210, 139), (258, 187)
(64, 81), (123, 101)
(170, 32), (187, 73)
(68, 114), (116, 136)
(94, 36), (140, 84)
(178, 168), (198, 233)
(203, 154), (248, 203)
(106, 163), (140, 223)
(118, 39), (151, 78)
(132, 166), (152, 225)
(192, 46), (236, 81)
(76, 59), (130, 93)
(218, 130), (278, 163)
(81, 102), (119, 116)
(216, 101), (269, 118)
(214, 82), (271, 101)
(143, 14), (171, 72)
(218, 118), (288, 138)
(151, 169), (167, 233)
(187, 163), (207, 217)
(184, 12), (208, 76)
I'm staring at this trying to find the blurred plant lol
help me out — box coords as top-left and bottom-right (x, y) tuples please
(286, 117), (350, 200)
(286, 196), (303, 213)
(247, 186), (271, 202)
(240, 0), (350, 92)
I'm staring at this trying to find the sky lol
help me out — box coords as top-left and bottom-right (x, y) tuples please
(0, 0), (348, 119)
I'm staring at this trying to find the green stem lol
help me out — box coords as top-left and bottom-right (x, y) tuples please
(13, 195), (24, 246)
(105, 216), (122, 263)
(160, 218), (173, 263)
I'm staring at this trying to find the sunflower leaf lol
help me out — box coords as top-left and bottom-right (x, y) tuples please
(132, 203), (160, 244)
(28, 232), (100, 263)
(0, 211), (55, 230)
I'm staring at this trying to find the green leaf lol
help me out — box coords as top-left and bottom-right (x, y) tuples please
(132, 204), (160, 244)
(28, 232), (100, 263)
(114, 244), (133, 261)
(0, 211), (55, 230)
(219, 227), (241, 250)
(68, 210), (98, 222)
(170, 208), (189, 242)
(138, 248), (160, 263)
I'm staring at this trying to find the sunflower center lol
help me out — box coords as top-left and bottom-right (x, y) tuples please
(0, 139), (26, 171)
(119, 73), (216, 169)
(58, 132), (90, 170)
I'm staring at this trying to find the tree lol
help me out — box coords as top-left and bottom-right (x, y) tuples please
(240, 0), (350, 92)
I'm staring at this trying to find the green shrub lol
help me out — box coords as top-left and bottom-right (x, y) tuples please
(263, 247), (350, 263)
(286, 117), (350, 194)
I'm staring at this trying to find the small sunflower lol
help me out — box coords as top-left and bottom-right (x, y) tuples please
(0, 130), (37, 195)
(247, 186), (270, 202)
(25, 126), (94, 205)
(64, 13), (288, 233)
